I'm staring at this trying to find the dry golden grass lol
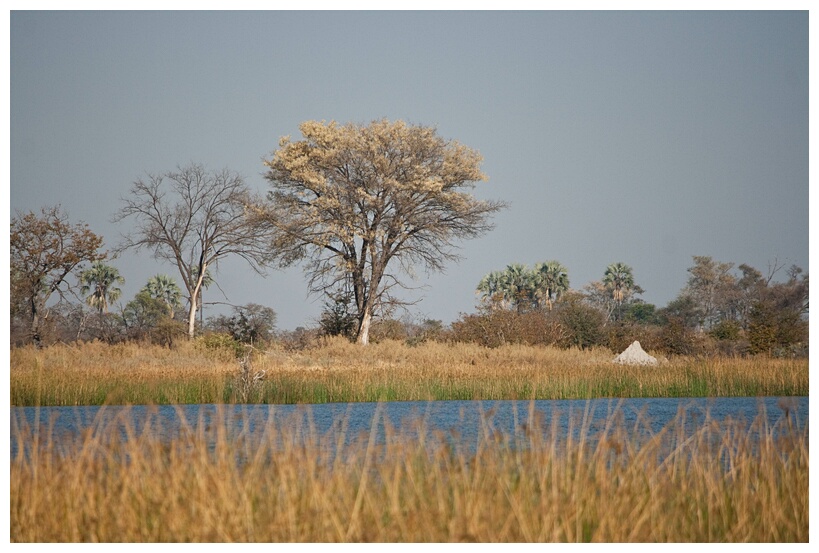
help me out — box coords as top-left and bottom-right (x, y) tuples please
(10, 338), (808, 405)
(10, 402), (808, 542)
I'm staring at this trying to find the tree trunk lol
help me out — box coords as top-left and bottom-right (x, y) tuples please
(187, 268), (206, 339)
(30, 308), (41, 348)
(187, 299), (198, 340)
(356, 309), (372, 345)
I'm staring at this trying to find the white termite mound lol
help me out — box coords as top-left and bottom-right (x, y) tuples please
(612, 340), (658, 366)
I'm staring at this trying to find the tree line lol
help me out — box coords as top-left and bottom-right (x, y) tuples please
(11, 119), (503, 347)
(444, 256), (806, 356)
(10, 119), (808, 355)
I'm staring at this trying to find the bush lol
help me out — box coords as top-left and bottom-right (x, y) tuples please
(196, 332), (245, 360)
(603, 321), (663, 355)
(747, 301), (808, 356)
(152, 319), (187, 348)
(207, 304), (277, 347)
(278, 326), (322, 351)
(369, 319), (408, 343)
(556, 300), (605, 350)
(709, 319), (742, 341)
(318, 293), (357, 339)
(656, 317), (707, 356)
(449, 308), (564, 348)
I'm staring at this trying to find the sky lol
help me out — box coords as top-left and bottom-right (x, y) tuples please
(7, 8), (810, 332)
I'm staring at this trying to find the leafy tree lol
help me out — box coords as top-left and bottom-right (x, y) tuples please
(10, 206), (105, 346)
(119, 290), (171, 341)
(79, 262), (125, 315)
(319, 292), (358, 339)
(623, 301), (658, 325)
(657, 295), (702, 329)
(533, 260), (569, 310)
(143, 275), (182, 320)
(476, 270), (508, 309)
(477, 261), (569, 312)
(555, 292), (605, 349)
(209, 303), (277, 345)
(115, 163), (274, 339)
(681, 256), (737, 330)
(582, 280), (616, 322)
(260, 119), (505, 344)
(746, 265), (809, 355)
(602, 262), (640, 321)
(501, 263), (537, 312)
(735, 263), (766, 327)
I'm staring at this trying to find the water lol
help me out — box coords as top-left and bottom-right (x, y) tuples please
(10, 396), (808, 460)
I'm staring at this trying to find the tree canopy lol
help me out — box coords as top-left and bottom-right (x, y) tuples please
(114, 163), (274, 339)
(260, 119), (506, 344)
(10, 206), (105, 345)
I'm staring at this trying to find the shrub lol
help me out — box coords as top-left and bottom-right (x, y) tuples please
(603, 321), (663, 355)
(656, 317), (707, 356)
(450, 309), (564, 348)
(369, 319), (408, 343)
(556, 300), (605, 350)
(709, 319), (742, 341)
(196, 332), (245, 360)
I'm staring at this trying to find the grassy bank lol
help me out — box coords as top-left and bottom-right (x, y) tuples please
(9, 339), (808, 406)
(10, 402), (808, 542)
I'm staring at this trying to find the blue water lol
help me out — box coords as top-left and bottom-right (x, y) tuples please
(10, 396), (808, 459)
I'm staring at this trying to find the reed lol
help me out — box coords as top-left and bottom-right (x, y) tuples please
(10, 401), (808, 542)
(10, 338), (808, 406)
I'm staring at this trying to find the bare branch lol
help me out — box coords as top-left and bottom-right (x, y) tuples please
(114, 163), (277, 338)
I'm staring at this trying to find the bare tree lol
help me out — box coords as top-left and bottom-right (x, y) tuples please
(114, 163), (273, 339)
(259, 119), (506, 344)
(10, 206), (105, 346)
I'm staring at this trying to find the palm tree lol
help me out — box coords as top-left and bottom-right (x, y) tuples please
(143, 274), (182, 319)
(603, 262), (636, 320)
(501, 264), (537, 312)
(534, 260), (569, 310)
(477, 270), (506, 308)
(79, 262), (125, 315)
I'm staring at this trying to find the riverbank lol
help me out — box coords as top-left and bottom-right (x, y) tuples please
(9, 338), (808, 406)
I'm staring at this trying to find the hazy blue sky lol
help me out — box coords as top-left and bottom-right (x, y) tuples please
(9, 10), (809, 331)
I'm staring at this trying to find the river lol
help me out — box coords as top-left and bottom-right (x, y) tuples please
(11, 396), (808, 459)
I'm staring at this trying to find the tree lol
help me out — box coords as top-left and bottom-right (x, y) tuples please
(533, 260), (569, 310)
(602, 262), (640, 321)
(477, 270), (508, 309)
(260, 119), (506, 344)
(318, 292), (358, 339)
(115, 163), (274, 339)
(556, 291), (605, 349)
(208, 303), (277, 345)
(79, 262), (125, 315)
(191, 266), (214, 326)
(142, 275), (182, 320)
(10, 206), (105, 346)
(681, 256), (737, 330)
(120, 290), (173, 342)
(477, 261), (569, 313)
(500, 263), (537, 313)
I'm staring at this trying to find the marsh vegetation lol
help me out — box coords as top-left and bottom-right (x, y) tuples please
(10, 397), (808, 542)
(10, 339), (808, 407)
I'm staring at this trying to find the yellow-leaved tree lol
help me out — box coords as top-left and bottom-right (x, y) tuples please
(260, 119), (506, 345)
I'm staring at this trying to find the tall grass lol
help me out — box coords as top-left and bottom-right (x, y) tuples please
(10, 338), (809, 406)
(10, 402), (808, 542)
